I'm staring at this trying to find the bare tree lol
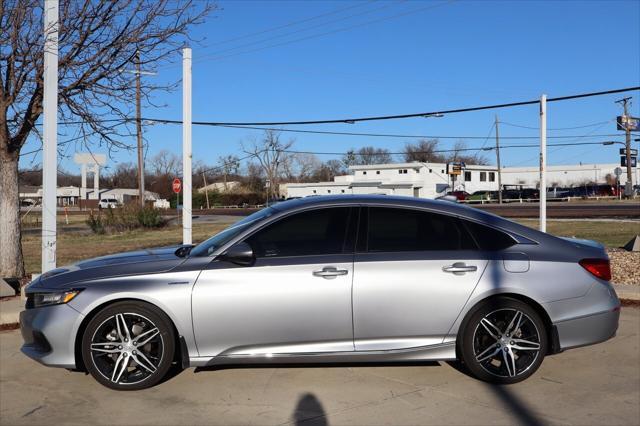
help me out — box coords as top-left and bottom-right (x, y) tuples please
(241, 130), (294, 200)
(342, 146), (393, 166)
(283, 153), (322, 182)
(445, 140), (488, 165)
(217, 154), (240, 189)
(149, 150), (181, 177)
(403, 139), (446, 163)
(0, 0), (214, 277)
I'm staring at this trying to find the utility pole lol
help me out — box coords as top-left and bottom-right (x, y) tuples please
(616, 97), (633, 197)
(42, 0), (58, 273)
(135, 52), (145, 207)
(202, 172), (210, 210)
(182, 47), (192, 245)
(539, 94), (547, 233)
(495, 115), (503, 204)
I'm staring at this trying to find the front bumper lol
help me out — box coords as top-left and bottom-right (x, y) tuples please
(20, 304), (84, 368)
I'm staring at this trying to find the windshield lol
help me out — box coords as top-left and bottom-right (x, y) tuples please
(189, 207), (275, 257)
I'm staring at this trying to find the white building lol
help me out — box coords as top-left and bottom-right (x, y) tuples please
(197, 181), (241, 194)
(93, 188), (160, 204)
(19, 186), (160, 206)
(284, 162), (638, 199)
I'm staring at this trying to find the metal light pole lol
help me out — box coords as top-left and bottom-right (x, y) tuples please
(495, 115), (503, 204)
(42, 0), (58, 273)
(539, 94), (547, 233)
(182, 48), (192, 245)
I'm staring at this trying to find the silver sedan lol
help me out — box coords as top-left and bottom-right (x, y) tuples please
(20, 195), (620, 390)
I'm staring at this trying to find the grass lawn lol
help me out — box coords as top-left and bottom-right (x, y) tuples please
(516, 220), (640, 248)
(19, 216), (639, 276)
(21, 222), (230, 276)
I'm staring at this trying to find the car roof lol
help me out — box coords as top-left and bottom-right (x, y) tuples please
(269, 194), (546, 244)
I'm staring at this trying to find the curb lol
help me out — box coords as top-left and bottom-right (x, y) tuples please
(613, 284), (640, 301)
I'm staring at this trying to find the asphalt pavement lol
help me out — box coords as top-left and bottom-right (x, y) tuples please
(1, 308), (638, 425)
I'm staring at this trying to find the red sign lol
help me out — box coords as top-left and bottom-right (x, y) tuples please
(172, 178), (182, 194)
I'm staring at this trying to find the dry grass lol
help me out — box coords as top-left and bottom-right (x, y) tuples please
(516, 220), (640, 248)
(21, 222), (229, 275)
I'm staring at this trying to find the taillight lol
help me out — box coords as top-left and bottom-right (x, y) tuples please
(579, 258), (611, 281)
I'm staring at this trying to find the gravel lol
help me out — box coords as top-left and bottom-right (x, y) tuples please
(608, 248), (640, 285)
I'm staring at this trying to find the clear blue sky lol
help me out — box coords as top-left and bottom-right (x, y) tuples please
(20, 0), (640, 175)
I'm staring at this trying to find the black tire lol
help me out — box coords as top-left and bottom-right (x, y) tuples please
(459, 297), (547, 384)
(82, 301), (175, 391)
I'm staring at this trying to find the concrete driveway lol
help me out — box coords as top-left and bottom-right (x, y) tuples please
(1, 308), (638, 426)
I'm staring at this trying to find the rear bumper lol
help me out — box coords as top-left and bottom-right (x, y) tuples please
(555, 308), (620, 350)
(20, 304), (84, 368)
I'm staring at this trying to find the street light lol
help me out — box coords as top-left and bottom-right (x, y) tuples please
(602, 141), (625, 146)
(422, 113), (444, 118)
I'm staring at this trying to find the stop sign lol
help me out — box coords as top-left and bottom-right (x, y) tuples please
(172, 178), (181, 194)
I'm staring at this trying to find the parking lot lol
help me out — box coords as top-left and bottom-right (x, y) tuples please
(0, 308), (637, 426)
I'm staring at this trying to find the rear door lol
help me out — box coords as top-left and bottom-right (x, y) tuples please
(352, 206), (489, 351)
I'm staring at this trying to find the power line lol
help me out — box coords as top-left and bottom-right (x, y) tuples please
(279, 141), (631, 157)
(197, 1), (396, 60)
(143, 86), (640, 126)
(180, 1), (453, 66)
(206, 1), (376, 48)
(500, 119), (613, 130)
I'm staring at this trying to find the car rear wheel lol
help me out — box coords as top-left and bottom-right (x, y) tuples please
(459, 297), (547, 384)
(81, 301), (175, 390)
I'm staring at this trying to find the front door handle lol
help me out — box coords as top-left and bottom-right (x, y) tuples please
(313, 266), (349, 279)
(443, 262), (478, 275)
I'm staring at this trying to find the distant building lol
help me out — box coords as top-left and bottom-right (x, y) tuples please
(92, 188), (160, 204)
(19, 186), (159, 207)
(198, 181), (241, 194)
(284, 162), (638, 199)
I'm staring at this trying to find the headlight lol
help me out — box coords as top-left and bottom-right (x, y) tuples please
(26, 289), (82, 309)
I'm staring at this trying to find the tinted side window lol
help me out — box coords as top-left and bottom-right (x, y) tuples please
(246, 207), (352, 258)
(366, 207), (477, 252)
(462, 220), (516, 251)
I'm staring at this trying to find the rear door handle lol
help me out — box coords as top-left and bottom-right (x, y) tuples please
(443, 262), (478, 275)
(313, 266), (349, 279)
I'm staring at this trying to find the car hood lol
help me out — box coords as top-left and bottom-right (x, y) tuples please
(28, 245), (190, 290)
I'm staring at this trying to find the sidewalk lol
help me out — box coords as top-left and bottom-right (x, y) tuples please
(0, 296), (22, 326)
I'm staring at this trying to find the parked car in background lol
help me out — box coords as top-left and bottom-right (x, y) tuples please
(468, 190), (497, 202)
(98, 198), (119, 209)
(446, 191), (470, 201)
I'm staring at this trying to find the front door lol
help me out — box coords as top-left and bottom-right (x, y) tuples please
(192, 206), (357, 356)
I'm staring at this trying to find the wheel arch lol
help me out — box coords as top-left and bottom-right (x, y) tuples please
(455, 292), (561, 358)
(73, 298), (184, 372)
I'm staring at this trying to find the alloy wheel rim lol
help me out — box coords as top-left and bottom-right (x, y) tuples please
(90, 312), (164, 385)
(472, 308), (541, 378)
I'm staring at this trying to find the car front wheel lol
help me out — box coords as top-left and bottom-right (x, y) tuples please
(460, 297), (547, 384)
(81, 301), (175, 390)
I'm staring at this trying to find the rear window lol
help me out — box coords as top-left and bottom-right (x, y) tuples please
(365, 207), (477, 252)
(462, 220), (516, 251)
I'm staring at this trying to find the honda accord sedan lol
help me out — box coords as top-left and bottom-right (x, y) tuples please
(20, 195), (620, 390)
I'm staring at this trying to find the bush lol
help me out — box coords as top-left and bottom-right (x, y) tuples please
(137, 206), (164, 228)
(86, 205), (166, 234)
(86, 210), (105, 234)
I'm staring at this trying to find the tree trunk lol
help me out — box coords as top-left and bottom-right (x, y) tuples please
(0, 147), (25, 278)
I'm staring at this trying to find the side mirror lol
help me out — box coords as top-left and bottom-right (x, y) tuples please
(174, 244), (194, 258)
(219, 242), (254, 266)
